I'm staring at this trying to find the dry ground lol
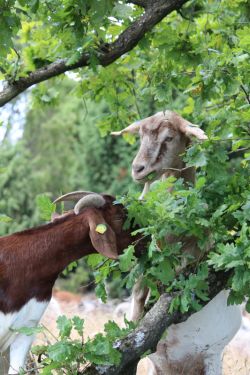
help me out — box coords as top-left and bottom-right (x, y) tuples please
(34, 290), (250, 375)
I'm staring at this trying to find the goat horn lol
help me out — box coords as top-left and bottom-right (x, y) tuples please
(73, 194), (106, 215)
(111, 121), (141, 136)
(53, 191), (106, 215)
(53, 191), (97, 204)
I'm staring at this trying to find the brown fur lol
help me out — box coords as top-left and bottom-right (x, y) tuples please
(0, 196), (145, 314)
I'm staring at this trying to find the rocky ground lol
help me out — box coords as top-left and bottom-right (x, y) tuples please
(34, 290), (250, 375)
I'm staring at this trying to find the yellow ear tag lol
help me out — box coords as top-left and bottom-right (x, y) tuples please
(95, 224), (107, 234)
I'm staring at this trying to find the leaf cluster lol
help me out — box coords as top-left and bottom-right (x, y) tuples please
(15, 315), (135, 374)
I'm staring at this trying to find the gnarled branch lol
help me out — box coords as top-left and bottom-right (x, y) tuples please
(0, 0), (189, 107)
(79, 270), (230, 375)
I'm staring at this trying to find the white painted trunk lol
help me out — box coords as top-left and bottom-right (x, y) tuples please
(148, 290), (242, 375)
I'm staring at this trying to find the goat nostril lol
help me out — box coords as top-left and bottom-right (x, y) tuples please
(134, 165), (145, 174)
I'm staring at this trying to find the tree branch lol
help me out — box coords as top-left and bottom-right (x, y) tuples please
(240, 84), (250, 105)
(79, 270), (230, 375)
(0, 0), (189, 108)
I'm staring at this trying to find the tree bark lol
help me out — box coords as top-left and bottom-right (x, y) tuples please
(0, 0), (189, 107)
(79, 270), (231, 375)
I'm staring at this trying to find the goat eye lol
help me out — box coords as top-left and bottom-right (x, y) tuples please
(165, 136), (173, 142)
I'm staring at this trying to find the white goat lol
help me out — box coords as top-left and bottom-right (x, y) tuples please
(112, 110), (242, 375)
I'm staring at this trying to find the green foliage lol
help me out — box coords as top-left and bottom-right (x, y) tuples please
(87, 140), (249, 313)
(72, 316), (84, 337)
(95, 282), (107, 303)
(20, 315), (134, 372)
(0, 214), (12, 222)
(36, 194), (55, 221)
(87, 254), (105, 268)
(119, 245), (136, 272)
(0, 141), (42, 233)
(0, 0), (139, 80)
(83, 332), (121, 366)
(71, 0), (250, 140)
(168, 264), (209, 314)
(57, 315), (73, 339)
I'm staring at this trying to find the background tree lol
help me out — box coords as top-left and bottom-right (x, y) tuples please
(0, 78), (140, 234)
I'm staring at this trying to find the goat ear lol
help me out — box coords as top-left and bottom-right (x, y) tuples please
(178, 118), (208, 140)
(111, 121), (140, 136)
(88, 210), (118, 259)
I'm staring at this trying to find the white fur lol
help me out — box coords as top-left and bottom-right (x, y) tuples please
(0, 299), (49, 374)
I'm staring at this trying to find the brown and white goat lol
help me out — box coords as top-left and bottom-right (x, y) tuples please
(112, 110), (242, 375)
(0, 192), (143, 374)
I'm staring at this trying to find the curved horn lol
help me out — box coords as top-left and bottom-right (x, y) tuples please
(53, 191), (106, 215)
(74, 194), (106, 214)
(53, 191), (96, 204)
(111, 121), (141, 136)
